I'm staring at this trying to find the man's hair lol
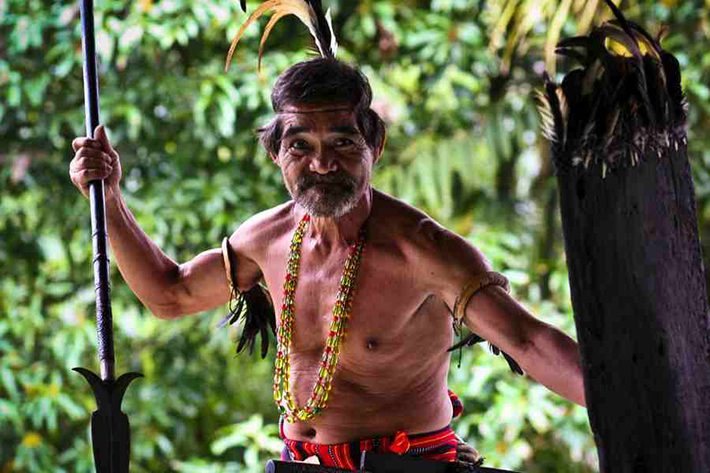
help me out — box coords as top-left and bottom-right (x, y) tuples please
(257, 58), (386, 156)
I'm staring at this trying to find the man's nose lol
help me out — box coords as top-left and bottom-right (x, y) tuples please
(309, 146), (338, 174)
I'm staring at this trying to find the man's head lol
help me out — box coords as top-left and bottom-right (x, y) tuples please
(258, 59), (386, 218)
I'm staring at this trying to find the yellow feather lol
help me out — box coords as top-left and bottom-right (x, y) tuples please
(225, 0), (282, 72)
(605, 37), (633, 57)
(630, 31), (661, 60)
(259, 10), (291, 70)
(225, 0), (318, 72)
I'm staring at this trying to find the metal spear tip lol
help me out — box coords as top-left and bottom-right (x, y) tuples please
(73, 367), (143, 473)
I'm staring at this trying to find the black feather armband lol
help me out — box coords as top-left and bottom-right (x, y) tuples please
(218, 237), (276, 358)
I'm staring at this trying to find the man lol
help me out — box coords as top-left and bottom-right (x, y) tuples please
(71, 58), (585, 470)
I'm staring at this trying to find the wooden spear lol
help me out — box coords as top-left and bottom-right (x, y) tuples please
(72, 1), (142, 472)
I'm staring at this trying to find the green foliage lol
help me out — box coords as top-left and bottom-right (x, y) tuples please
(2, 0), (710, 472)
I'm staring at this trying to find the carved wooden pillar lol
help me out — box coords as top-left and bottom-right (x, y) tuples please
(538, 4), (710, 471)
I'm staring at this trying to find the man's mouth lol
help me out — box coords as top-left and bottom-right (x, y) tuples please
(299, 174), (355, 192)
(292, 173), (361, 218)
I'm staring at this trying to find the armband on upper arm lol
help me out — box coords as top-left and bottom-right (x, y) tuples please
(450, 271), (522, 375)
(222, 237), (237, 287)
(452, 271), (510, 323)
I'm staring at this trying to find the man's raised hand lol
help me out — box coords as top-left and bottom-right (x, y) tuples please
(70, 125), (122, 200)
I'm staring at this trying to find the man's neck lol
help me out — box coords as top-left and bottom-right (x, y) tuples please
(302, 187), (373, 249)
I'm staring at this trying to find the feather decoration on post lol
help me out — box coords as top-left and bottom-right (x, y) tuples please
(536, 0), (686, 176)
(225, 0), (338, 72)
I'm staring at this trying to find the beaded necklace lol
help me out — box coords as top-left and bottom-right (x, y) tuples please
(274, 214), (367, 423)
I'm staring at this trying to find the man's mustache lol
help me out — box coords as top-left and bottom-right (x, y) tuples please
(297, 172), (356, 191)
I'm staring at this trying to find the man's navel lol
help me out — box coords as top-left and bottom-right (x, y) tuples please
(365, 337), (379, 351)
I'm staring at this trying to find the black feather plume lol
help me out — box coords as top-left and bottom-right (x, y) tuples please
(448, 332), (524, 376)
(219, 284), (275, 359)
(305, 0), (337, 58)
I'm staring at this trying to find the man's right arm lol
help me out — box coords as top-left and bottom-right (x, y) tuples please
(70, 126), (262, 319)
(104, 195), (232, 319)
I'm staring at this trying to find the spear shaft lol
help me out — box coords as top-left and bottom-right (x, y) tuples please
(79, 0), (115, 383)
(75, 2), (141, 472)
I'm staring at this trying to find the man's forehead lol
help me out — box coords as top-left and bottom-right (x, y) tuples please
(279, 100), (354, 114)
(279, 106), (353, 115)
(279, 104), (359, 132)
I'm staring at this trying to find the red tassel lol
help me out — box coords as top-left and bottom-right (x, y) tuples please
(390, 431), (410, 454)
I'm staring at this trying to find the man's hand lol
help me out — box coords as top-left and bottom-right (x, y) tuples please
(456, 436), (482, 465)
(70, 125), (122, 200)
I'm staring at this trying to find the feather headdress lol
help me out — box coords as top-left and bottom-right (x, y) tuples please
(225, 0), (339, 72)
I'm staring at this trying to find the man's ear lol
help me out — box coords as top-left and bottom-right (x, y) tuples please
(374, 128), (387, 164)
(269, 151), (279, 164)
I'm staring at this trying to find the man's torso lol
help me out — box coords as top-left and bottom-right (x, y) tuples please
(243, 190), (458, 444)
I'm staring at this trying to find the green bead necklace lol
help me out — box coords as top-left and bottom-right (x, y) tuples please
(274, 214), (367, 423)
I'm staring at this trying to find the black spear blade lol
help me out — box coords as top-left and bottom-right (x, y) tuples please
(74, 369), (143, 473)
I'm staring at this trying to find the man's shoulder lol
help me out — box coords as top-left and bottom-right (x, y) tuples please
(229, 201), (295, 252)
(372, 189), (490, 280)
(372, 190), (460, 251)
(372, 189), (433, 231)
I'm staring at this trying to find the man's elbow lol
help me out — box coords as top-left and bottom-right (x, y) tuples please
(149, 302), (186, 320)
(145, 276), (194, 320)
(527, 325), (586, 406)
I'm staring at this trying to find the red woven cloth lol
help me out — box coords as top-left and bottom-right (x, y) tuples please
(279, 390), (464, 470)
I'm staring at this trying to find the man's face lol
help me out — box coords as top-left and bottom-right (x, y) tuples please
(273, 102), (380, 218)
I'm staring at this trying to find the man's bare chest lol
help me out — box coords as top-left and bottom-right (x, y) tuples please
(259, 239), (450, 356)
(255, 225), (456, 438)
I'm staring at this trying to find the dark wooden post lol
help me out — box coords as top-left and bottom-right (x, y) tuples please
(538, 4), (710, 472)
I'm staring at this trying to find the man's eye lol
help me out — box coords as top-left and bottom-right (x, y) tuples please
(289, 140), (309, 150)
(335, 138), (355, 147)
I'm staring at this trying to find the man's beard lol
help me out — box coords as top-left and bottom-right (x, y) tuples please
(289, 171), (363, 218)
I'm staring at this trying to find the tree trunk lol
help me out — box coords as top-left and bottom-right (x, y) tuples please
(539, 5), (710, 472)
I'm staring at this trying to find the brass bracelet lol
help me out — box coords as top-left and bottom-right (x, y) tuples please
(452, 271), (510, 323)
(221, 237), (237, 286)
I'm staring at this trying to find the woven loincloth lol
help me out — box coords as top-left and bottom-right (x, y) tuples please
(279, 390), (465, 470)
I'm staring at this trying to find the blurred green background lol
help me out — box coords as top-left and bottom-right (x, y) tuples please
(2, 0), (709, 471)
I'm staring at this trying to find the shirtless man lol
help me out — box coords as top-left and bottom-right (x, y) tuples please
(70, 58), (585, 469)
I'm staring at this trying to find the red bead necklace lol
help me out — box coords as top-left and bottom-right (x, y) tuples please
(274, 214), (367, 423)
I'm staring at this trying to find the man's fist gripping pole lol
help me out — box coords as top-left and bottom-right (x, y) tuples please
(70, 125), (121, 200)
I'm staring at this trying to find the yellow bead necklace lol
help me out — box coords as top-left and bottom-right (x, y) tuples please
(274, 214), (367, 423)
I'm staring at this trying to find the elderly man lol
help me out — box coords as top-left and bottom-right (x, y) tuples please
(70, 56), (585, 469)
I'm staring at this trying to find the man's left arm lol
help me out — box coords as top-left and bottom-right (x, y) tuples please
(461, 284), (586, 407)
(421, 221), (586, 407)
